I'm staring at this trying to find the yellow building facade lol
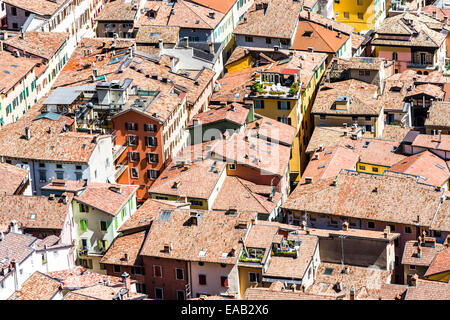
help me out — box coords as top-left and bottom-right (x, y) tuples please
(356, 162), (390, 175)
(334, 0), (386, 33)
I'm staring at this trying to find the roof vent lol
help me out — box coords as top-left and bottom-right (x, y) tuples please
(109, 186), (122, 194)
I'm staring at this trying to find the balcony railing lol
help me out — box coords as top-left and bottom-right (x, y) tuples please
(407, 62), (435, 70)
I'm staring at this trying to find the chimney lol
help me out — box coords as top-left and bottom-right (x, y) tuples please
(158, 38), (163, 50)
(445, 235), (450, 247)
(342, 221), (349, 231)
(184, 36), (189, 47)
(308, 47), (313, 52)
(417, 245), (422, 258)
(20, 27), (24, 40)
(169, 56), (176, 72)
(25, 127), (31, 140)
(307, 10), (311, 20)
(0, 232), (4, 241)
(445, 16), (448, 24)
(304, 177), (313, 184)
(344, 266), (350, 274)
(337, 31), (341, 38)
(121, 272), (131, 292)
(208, 41), (214, 55)
(0, 41), (3, 52)
(410, 274), (419, 287)
(300, 220), (307, 231)
(10, 220), (19, 233)
(433, 11), (436, 18)
(349, 288), (355, 300)
(383, 226), (391, 238)
(438, 130), (442, 142)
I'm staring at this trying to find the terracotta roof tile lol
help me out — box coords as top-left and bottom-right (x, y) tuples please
(0, 51), (37, 94)
(4, 32), (69, 60)
(389, 151), (450, 187)
(0, 194), (72, 230)
(307, 263), (391, 300)
(234, 0), (302, 39)
(8, 272), (61, 300)
(67, 284), (146, 300)
(424, 247), (450, 277)
(2, 0), (60, 16)
(405, 279), (450, 300)
(47, 266), (124, 290)
(0, 163), (29, 195)
(300, 145), (359, 184)
(426, 101), (450, 129)
(306, 126), (362, 154)
(101, 231), (147, 266)
(186, 103), (249, 128)
(312, 80), (381, 116)
(381, 125), (412, 141)
(283, 170), (442, 227)
(96, 1), (137, 21)
(401, 240), (446, 267)
(292, 21), (349, 53)
(140, 209), (256, 264)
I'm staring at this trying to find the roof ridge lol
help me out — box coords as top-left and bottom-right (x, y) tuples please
(235, 177), (270, 213)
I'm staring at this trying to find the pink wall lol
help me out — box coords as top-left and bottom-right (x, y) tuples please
(378, 50), (412, 72)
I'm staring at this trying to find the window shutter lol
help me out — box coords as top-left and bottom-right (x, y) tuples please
(114, 217), (118, 229)
(104, 241), (108, 250)
(106, 220), (111, 230)
(88, 259), (93, 269)
(98, 240), (103, 250)
(277, 101), (281, 109)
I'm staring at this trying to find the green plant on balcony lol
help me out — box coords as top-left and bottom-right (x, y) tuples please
(289, 82), (299, 96)
(251, 81), (265, 94)
(269, 90), (285, 95)
(239, 250), (263, 263)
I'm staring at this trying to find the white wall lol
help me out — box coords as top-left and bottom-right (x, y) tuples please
(87, 136), (115, 184)
(190, 261), (239, 298)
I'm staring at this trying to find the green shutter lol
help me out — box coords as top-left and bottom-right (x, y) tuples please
(98, 240), (103, 250)
(114, 217), (118, 229)
(106, 220), (111, 231)
(80, 220), (87, 231)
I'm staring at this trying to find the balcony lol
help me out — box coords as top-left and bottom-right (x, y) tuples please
(239, 248), (265, 264)
(114, 163), (128, 180)
(250, 81), (300, 99)
(271, 239), (299, 258)
(407, 62), (435, 70)
(113, 143), (127, 161)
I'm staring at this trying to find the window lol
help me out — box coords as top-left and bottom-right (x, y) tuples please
(56, 164), (63, 169)
(190, 199), (203, 206)
(359, 165), (366, 170)
(154, 288), (164, 300)
(56, 171), (64, 179)
(199, 274), (207, 285)
(254, 100), (264, 109)
(175, 268), (184, 280)
(75, 172), (82, 180)
(98, 240), (108, 251)
(277, 116), (291, 125)
(81, 239), (88, 250)
(392, 52), (398, 61)
(131, 167), (139, 179)
(80, 219), (87, 231)
(368, 221), (375, 229)
(358, 12), (364, 20)
(344, 12), (349, 19)
(405, 226), (412, 233)
(229, 163), (236, 170)
(132, 266), (145, 275)
(176, 290), (185, 300)
(136, 283), (146, 293)
(79, 203), (88, 212)
(148, 169), (159, 180)
(266, 37), (271, 44)
(320, 115), (326, 120)
(154, 265), (162, 278)
(410, 265), (416, 269)
(245, 36), (253, 42)
(39, 170), (47, 182)
(39, 163), (46, 168)
(100, 221), (108, 232)
(146, 136), (157, 147)
(357, 0), (363, 5)
(249, 272), (260, 283)
(277, 101), (290, 110)
(372, 167), (379, 173)
(126, 122), (138, 131)
(127, 135), (138, 146)
(280, 39), (289, 46)
(113, 264), (120, 273)
(11, 7), (17, 16)
(147, 153), (158, 163)
(144, 123), (156, 132)
(220, 276), (228, 287)
(128, 151), (140, 162)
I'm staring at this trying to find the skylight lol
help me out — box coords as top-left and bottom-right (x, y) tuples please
(303, 30), (314, 37)
(158, 210), (173, 222)
(323, 267), (334, 276)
